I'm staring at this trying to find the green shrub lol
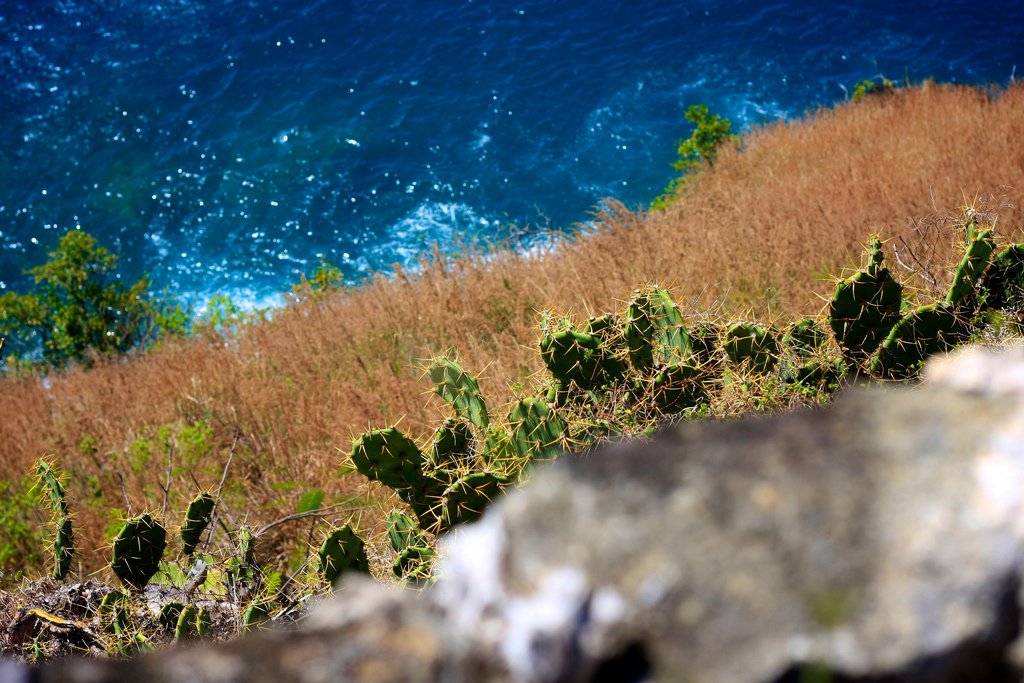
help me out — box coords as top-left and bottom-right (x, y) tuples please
(0, 230), (187, 367)
(653, 104), (737, 208)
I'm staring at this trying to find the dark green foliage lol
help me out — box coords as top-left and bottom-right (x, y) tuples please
(624, 286), (691, 371)
(386, 510), (425, 553)
(158, 601), (184, 632)
(870, 303), (966, 380)
(724, 322), (779, 373)
(829, 238), (903, 365)
(110, 513), (166, 590)
(318, 525), (369, 585)
(652, 362), (707, 412)
(507, 398), (566, 461)
(429, 418), (475, 470)
(783, 319), (827, 360)
(180, 492), (215, 557)
(980, 243), (1024, 311)
(34, 459), (74, 580)
(351, 428), (425, 491)
(946, 220), (994, 307)
(427, 357), (490, 431)
(0, 230), (186, 367)
(393, 546), (435, 580)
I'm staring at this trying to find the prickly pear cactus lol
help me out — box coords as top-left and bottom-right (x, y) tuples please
(540, 315), (627, 391)
(870, 303), (966, 380)
(174, 605), (198, 641)
(427, 356), (490, 431)
(110, 513), (167, 590)
(439, 471), (510, 529)
(946, 218), (995, 307)
(782, 318), (827, 360)
(724, 322), (779, 373)
(652, 362), (707, 412)
(688, 322), (723, 371)
(429, 418), (475, 470)
(829, 237), (903, 365)
(318, 524), (370, 585)
(351, 427), (426, 490)
(158, 601), (184, 632)
(393, 545), (435, 581)
(506, 397), (566, 461)
(386, 510), (426, 553)
(242, 600), (273, 631)
(99, 591), (129, 636)
(624, 286), (691, 371)
(180, 492), (215, 556)
(980, 243), (1024, 311)
(34, 459), (74, 580)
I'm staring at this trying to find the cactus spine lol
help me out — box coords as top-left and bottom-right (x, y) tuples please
(110, 513), (166, 590)
(180, 492), (215, 557)
(34, 459), (74, 580)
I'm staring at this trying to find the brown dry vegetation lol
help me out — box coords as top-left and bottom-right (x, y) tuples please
(2, 81), (1024, 576)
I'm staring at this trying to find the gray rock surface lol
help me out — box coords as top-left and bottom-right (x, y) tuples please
(27, 346), (1024, 682)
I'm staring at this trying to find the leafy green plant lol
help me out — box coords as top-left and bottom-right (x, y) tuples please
(290, 259), (345, 303)
(0, 230), (187, 367)
(653, 104), (737, 207)
(851, 77), (895, 102)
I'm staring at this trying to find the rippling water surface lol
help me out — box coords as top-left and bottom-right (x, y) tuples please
(1, 0), (1021, 305)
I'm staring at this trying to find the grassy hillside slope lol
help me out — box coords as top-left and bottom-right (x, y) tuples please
(2, 82), (1023, 574)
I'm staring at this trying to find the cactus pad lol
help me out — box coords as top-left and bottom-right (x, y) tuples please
(386, 510), (426, 553)
(946, 224), (994, 306)
(351, 427), (426, 490)
(980, 243), (1024, 311)
(111, 513), (167, 590)
(724, 322), (779, 373)
(870, 303), (966, 379)
(652, 362), (707, 412)
(35, 459), (74, 580)
(782, 319), (827, 360)
(624, 286), (691, 370)
(440, 471), (510, 528)
(319, 525), (370, 584)
(393, 545), (435, 580)
(829, 238), (903, 364)
(427, 356), (490, 431)
(507, 398), (566, 461)
(429, 418), (475, 470)
(180, 492), (215, 556)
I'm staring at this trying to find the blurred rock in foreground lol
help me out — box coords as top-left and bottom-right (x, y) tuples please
(22, 346), (1024, 683)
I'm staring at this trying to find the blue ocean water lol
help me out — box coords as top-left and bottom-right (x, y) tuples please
(1, 1), (1022, 307)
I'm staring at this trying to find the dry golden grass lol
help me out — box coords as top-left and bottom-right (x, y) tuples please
(2, 81), (1024, 574)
